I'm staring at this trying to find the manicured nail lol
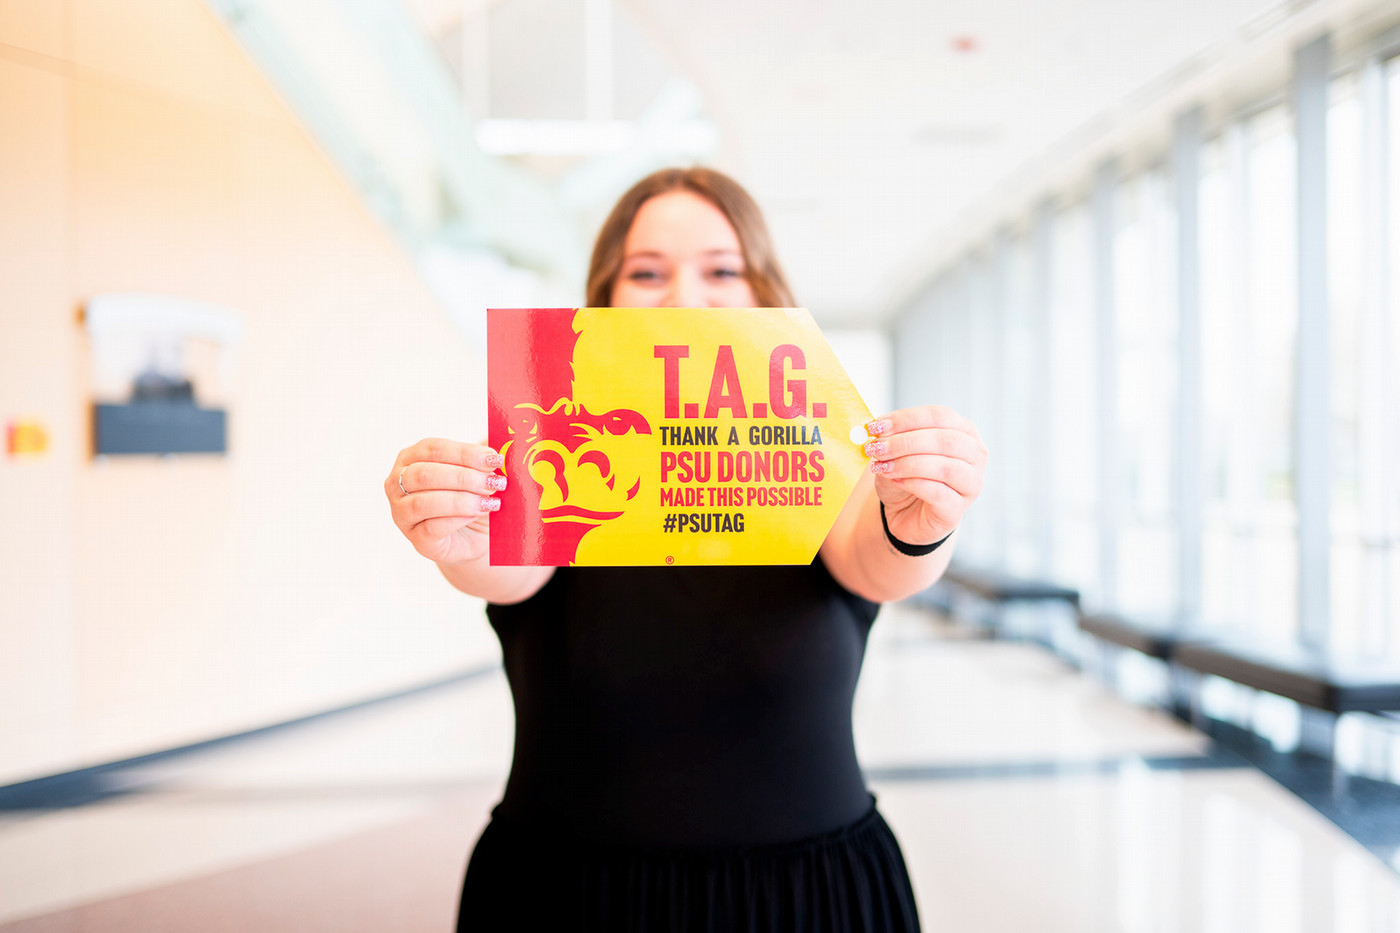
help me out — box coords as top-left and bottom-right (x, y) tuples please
(864, 439), (887, 458)
(485, 475), (507, 491)
(870, 460), (892, 475)
(484, 452), (504, 469)
(866, 419), (890, 437)
(479, 496), (501, 512)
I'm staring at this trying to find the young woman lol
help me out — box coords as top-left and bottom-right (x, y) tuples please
(386, 168), (987, 931)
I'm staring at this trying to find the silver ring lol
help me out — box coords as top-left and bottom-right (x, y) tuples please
(398, 466), (409, 496)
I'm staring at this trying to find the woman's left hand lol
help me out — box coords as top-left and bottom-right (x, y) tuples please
(863, 405), (988, 547)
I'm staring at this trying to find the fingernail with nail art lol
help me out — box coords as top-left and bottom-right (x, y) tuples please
(484, 452), (504, 469)
(480, 496), (501, 512)
(486, 475), (508, 492)
(864, 439), (887, 458)
(870, 460), (892, 474)
(866, 419), (890, 437)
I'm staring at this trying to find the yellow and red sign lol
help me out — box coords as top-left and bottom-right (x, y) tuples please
(487, 308), (872, 566)
(6, 419), (50, 457)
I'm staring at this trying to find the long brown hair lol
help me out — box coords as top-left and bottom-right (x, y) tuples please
(585, 167), (796, 308)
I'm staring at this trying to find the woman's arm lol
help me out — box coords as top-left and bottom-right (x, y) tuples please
(819, 406), (986, 603)
(436, 553), (555, 606)
(386, 437), (554, 605)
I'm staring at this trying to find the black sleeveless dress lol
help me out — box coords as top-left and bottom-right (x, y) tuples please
(456, 560), (921, 932)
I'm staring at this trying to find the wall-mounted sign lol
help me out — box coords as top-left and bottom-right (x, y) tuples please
(487, 308), (872, 566)
(6, 419), (50, 457)
(83, 293), (243, 456)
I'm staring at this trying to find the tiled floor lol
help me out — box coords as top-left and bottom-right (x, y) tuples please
(3, 604), (1399, 931)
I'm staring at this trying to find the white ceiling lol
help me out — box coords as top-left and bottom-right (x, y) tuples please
(399, 0), (1400, 326)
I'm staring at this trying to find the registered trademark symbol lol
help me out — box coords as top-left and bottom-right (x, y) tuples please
(665, 555), (675, 564)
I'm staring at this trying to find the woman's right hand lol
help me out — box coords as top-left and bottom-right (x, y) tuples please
(386, 438), (507, 567)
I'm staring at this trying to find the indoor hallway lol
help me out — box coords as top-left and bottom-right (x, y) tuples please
(3, 603), (1397, 932)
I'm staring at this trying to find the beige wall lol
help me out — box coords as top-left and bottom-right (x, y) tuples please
(0, 0), (498, 784)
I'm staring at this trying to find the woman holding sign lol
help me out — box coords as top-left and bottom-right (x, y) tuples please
(386, 168), (987, 932)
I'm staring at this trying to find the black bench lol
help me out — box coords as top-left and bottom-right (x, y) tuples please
(1172, 639), (1400, 715)
(1076, 612), (1218, 712)
(1077, 612), (1192, 660)
(934, 564), (1081, 646)
(942, 565), (1082, 610)
(1171, 637), (1400, 793)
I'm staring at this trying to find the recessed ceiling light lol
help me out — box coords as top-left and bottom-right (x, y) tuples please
(909, 123), (1002, 146)
(475, 120), (637, 156)
(769, 197), (822, 213)
(791, 83), (833, 102)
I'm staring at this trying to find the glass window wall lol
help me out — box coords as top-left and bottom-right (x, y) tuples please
(1113, 168), (1179, 617)
(1049, 204), (1102, 605)
(894, 46), (1400, 668)
(1200, 105), (1299, 640)
(1003, 236), (1043, 577)
(1329, 72), (1368, 657)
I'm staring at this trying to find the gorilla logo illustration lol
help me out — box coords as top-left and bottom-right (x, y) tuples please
(488, 309), (653, 565)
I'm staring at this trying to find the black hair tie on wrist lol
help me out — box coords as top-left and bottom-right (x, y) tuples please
(880, 502), (953, 556)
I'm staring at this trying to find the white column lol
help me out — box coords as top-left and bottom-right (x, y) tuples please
(459, 0), (492, 119)
(985, 234), (1011, 569)
(584, 0), (613, 121)
(1294, 34), (1331, 652)
(1030, 202), (1055, 577)
(1093, 160), (1120, 609)
(1174, 108), (1204, 630)
(1358, 57), (1392, 658)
